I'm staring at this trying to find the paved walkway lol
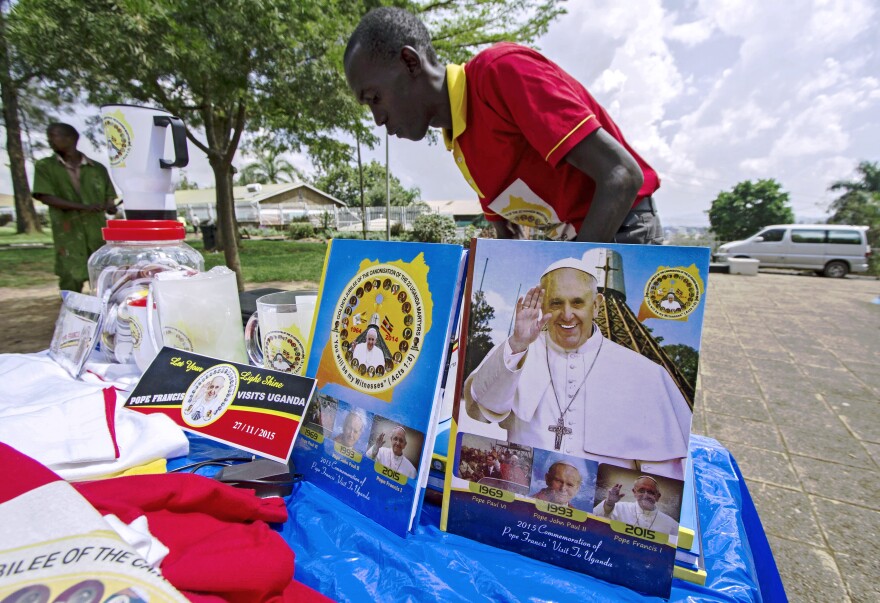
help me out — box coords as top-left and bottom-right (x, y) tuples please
(694, 271), (880, 603)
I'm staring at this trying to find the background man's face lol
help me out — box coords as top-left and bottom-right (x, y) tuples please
(544, 464), (582, 505)
(391, 429), (407, 455)
(542, 269), (599, 350)
(344, 44), (433, 141)
(633, 478), (661, 511)
(339, 414), (364, 447)
(48, 128), (77, 154)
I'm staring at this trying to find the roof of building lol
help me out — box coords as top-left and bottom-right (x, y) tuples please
(422, 199), (482, 216)
(175, 181), (347, 207)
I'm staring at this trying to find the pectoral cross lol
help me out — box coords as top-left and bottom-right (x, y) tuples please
(548, 416), (572, 451)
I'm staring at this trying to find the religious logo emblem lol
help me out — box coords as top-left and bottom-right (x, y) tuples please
(182, 364), (238, 427)
(643, 266), (703, 320)
(102, 110), (133, 167)
(162, 326), (194, 352)
(263, 330), (305, 374)
(329, 263), (427, 394)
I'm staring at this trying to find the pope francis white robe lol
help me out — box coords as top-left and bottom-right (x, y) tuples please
(466, 329), (691, 480)
(592, 500), (679, 536)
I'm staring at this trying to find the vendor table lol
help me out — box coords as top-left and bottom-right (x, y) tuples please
(175, 434), (785, 602)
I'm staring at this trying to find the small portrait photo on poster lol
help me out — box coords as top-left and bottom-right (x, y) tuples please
(529, 451), (597, 513)
(365, 416), (425, 480)
(330, 403), (371, 453)
(591, 465), (684, 537)
(456, 433), (534, 495)
(304, 393), (338, 436)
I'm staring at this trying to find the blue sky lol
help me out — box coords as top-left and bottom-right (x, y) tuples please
(4, 0), (878, 226)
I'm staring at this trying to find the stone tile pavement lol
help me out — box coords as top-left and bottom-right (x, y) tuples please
(693, 271), (880, 603)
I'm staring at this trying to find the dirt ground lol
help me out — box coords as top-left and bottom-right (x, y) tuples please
(0, 280), (317, 354)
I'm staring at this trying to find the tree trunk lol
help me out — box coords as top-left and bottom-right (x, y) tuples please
(210, 159), (244, 291)
(0, 7), (41, 234)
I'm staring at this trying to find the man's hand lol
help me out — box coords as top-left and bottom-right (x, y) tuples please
(105, 200), (119, 215)
(603, 483), (624, 513)
(508, 285), (551, 354)
(375, 432), (386, 449)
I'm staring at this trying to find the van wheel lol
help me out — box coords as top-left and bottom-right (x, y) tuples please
(823, 261), (848, 278)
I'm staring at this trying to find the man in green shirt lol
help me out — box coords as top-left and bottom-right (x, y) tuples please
(32, 123), (118, 292)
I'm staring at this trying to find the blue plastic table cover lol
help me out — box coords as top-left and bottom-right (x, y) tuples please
(173, 434), (784, 603)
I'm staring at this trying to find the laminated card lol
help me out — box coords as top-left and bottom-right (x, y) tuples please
(441, 239), (710, 598)
(293, 240), (467, 536)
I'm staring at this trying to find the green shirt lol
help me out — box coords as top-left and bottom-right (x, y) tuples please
(32, 153), (117, 285)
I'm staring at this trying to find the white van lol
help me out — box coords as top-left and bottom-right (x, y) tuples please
(714, 224), (871, 277)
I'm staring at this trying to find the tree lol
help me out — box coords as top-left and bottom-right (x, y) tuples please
(828, 161), (880, 274)
(708, 179), (795, 242)
(174, 171), (200, 191)
(313, 160), (420, 207)
(9, 0), (564, 287)
(236, 138), (304, 186)
(0, 0), (41, 234)
(661, 343), (699, 392)
(9, 0), (367, 289)
(411, 212), (456, 243)
(463, 289), (496, 379)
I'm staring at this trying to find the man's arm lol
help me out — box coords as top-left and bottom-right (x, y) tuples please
(593, 482), (624, 517)
(33, 193), (103, 213)
(564, 128), (643, 242)
(366, 432), (385, 459)
(492, 220), (525, 240)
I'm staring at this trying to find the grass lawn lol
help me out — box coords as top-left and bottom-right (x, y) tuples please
(0, 235), (328, 289)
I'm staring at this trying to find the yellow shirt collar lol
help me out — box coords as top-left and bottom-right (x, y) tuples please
(442, 63), (467, 151)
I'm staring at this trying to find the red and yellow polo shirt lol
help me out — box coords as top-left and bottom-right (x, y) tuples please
(443, 43), (659, 240)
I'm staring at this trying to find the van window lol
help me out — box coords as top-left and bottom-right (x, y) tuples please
(758, 228), (786, 242)
(827, 230), (862, 245)
(791, 229), (826, 244)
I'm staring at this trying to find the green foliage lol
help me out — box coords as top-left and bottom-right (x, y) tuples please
(328, 230), (392, 241)
(708, 179), (795, 242)
(287, 222), (316, 240)
(410, 212), (456, 243)
(175, 171), (200, 191)
(196, 240), (327, 283)
(464, 290), (496, 378)
(237, 137), (303, 185)
(0, 244), (56, 287)
(661, 344), (700, 391)
(0, 237), (328, 288)
(828, 160), (880, 275)
(313, 160), (420, 207)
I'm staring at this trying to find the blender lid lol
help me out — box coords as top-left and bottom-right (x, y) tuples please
(102, 219), (186, 241)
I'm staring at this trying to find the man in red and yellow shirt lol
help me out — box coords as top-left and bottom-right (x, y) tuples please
(344, 7), (662, 244)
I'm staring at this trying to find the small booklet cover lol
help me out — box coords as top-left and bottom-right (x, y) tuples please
(125, 347), (315, 463)
(441, 239), (710, 599)
(292, 239), (467, 537)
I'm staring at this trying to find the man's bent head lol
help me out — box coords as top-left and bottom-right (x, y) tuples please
(344, 7), (442, 141)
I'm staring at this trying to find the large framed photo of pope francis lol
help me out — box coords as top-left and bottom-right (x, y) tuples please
(440, 239), (710, 599)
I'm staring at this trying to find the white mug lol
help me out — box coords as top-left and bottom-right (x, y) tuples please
(245, 291), (317, 375)
(146, 267), (248, 364)
(101, 104), (188, 220)
(123, 295), (161, 371)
